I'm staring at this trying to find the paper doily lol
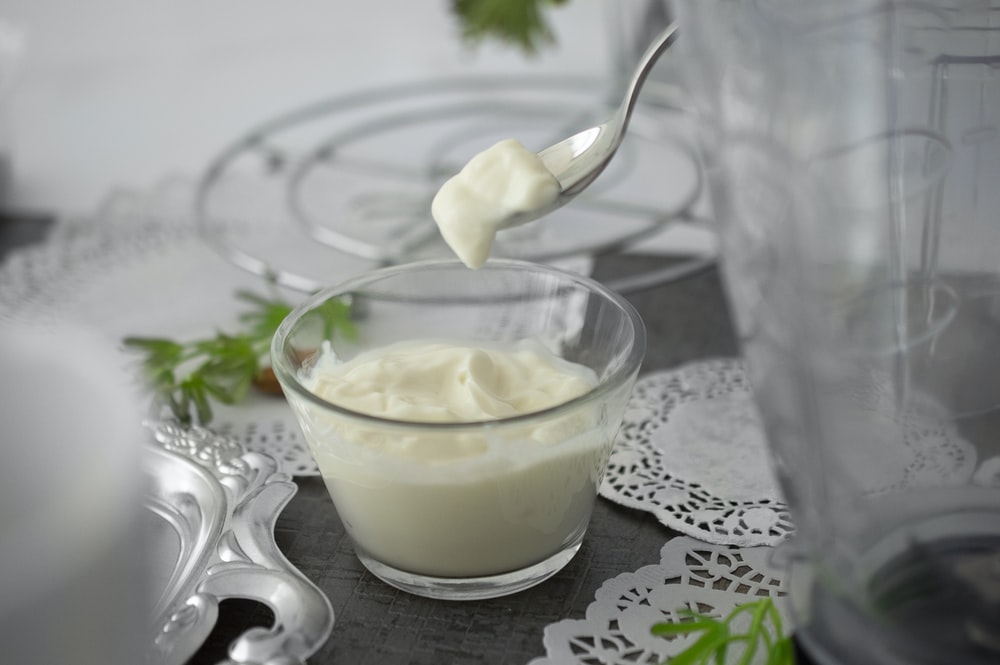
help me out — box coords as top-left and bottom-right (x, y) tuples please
(601, 359), (793, 547)
(211, 399), (319, 477)
(601, 359), (980, 548)
(530, 536), (789, 665)
(974, 457), (1000, 487)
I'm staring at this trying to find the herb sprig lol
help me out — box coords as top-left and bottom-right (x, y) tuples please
(451, 0), (570, 54)
(123, 290), (354, 426)
(652, 598), (793, 665)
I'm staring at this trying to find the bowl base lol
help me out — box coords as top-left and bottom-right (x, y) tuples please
(355, 538), (584, 601)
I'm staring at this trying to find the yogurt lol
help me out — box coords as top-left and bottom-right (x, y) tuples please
(290, 338), (615, 577)
(431, 139), (560, 269)
(305, 339), (595, 425)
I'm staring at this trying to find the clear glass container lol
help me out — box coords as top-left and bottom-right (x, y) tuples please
(272, 259), (645, 600)
(672, 1), (1000, 662)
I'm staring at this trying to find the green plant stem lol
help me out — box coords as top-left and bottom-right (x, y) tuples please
(652, 598), (794, 665)
(123, 290), (353, 426)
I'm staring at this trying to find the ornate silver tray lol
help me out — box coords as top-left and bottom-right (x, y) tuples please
(143, 420), (333, 665)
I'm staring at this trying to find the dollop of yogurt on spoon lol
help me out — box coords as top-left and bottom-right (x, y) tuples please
(431, 139), (560, 269)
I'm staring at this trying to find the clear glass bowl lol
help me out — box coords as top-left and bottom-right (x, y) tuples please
(271, 259), (645, 600)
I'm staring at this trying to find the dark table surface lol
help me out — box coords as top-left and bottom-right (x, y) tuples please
(0, 220), (741, 665)
(191, 254), (742, 665)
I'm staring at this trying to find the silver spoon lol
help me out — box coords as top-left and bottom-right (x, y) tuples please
(500, 21), (680, 229)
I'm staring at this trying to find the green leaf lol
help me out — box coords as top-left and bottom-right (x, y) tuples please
(450, 0), (569, 54)
(736, 600), (771, 665)
(653, 598), (793, 665)
(677, 609), (719, 621)
(165, 389), (189, 426)
(670, 624), (728, 665)
(652, 620), (721, 637)
(766, 599), (785, 638)
(180, 375), (213, 424)
(122, 289), (355, 425)
(197, 339), (259, 405)
(122, 336), (181, 350)
(239, 303), (294, 339)
(123, 337), (185, 369)
(768, 637), (794, 665)
(150, 367), (177, 391)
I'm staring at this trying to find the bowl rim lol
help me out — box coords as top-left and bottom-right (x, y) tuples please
(270, 258), (646, 431)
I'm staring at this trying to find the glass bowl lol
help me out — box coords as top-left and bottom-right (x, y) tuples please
(271, 259), (645, 599)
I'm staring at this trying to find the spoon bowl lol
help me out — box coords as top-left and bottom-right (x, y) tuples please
(500, 21), (680, 230)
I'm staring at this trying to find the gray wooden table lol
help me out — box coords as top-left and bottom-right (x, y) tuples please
(189, 255), (741, 665)
(0, 221), (816, 664)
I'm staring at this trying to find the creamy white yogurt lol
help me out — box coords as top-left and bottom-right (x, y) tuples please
(305, 339), (595, 424)
(290, 338), (615, 577)
(431, 139), (560, 269)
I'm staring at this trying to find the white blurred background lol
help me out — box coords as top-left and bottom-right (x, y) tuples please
(0, 325), (145, 665)
(2, 0), (608, 215)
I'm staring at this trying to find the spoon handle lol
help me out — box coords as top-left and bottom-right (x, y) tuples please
(619, 22), (680, 129)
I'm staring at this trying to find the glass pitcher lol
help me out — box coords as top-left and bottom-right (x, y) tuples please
(671, 1), (1000, 662)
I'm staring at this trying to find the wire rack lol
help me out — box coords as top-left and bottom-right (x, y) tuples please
(194, 75), (716, 294)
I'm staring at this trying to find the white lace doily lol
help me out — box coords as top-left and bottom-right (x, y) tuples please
(601, 359), (794, 547)
(601, 359), (980, 547)
(530, 536), (789, 665)
(973, 456), (1000, 487)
